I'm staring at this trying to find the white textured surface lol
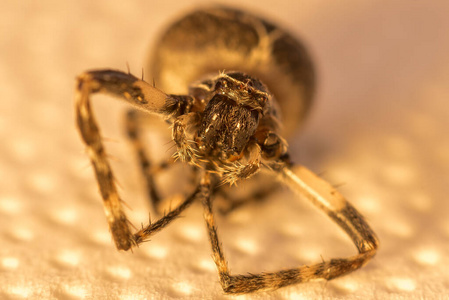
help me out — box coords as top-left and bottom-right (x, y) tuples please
(1, 1), (449, 299)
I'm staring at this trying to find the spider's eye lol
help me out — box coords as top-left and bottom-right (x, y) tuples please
(215, 79), (227, 90)
(264, 133), (279, 147)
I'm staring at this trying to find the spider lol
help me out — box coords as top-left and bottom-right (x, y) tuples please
(75, 7), (378, 294)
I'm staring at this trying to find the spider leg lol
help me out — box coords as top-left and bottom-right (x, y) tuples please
(202, 163), (378, 294)
(75, 69), (191, 250)
(125, 109), (177, 214)
(172, 112), (202, 163)
(132, 178), (208, 245)
(281, 164), (379, 257)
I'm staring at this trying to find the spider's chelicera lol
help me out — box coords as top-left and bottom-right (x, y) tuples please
(75, 7), (378, 294)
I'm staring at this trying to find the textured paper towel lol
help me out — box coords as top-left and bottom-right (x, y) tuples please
(1, 1), (448, 299)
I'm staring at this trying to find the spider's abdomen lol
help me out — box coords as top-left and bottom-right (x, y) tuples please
(149, 7), (315, 136)
(198, 94), (259, 158)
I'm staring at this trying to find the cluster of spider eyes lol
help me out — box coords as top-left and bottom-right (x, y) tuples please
(214, 79), (253, 92)
(214, 79), (229, 91)
(214, 78), (268, 106)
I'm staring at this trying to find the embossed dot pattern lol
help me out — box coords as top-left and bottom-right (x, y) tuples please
(1, 1), (448, 299)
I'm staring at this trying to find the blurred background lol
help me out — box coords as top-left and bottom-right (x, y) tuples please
(0, 0), (448, 299)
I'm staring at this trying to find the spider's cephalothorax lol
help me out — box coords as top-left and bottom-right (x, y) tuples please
(174, 71), (277, 178)
(75, 6), (378, 294)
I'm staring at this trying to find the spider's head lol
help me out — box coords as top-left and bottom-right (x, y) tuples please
(212, 72), (269, 112)
(197, 72), (270, 160)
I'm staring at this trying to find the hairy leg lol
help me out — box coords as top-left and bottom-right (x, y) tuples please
(125, 109), (178, 213)
(202, 164), (378, 293)
(172, 112), (202, 163)
(75, 69), (194, 250)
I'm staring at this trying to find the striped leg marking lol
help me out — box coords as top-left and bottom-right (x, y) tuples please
(202, 165), (378, 293)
